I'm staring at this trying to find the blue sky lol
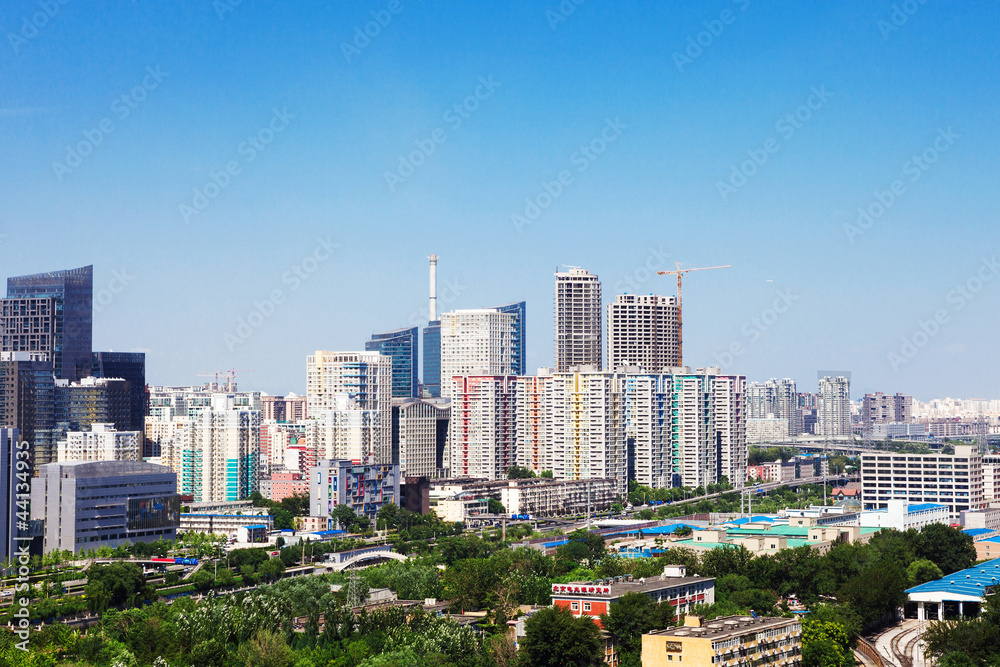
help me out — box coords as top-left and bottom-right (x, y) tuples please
(1, 0), (998, 400)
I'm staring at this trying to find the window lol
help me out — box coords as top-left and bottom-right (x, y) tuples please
(571, 602), (579, 611)
(583, 602), (591, 612)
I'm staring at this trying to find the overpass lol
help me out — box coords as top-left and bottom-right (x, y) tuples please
(325, 545), (408, 572)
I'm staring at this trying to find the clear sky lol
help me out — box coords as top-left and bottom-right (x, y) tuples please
(2, 1), (998, 400)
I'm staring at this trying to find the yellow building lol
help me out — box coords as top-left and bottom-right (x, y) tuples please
(642, 615), (801, 667)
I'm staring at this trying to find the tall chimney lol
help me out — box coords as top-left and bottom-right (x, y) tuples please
(428, 254), (438, 322)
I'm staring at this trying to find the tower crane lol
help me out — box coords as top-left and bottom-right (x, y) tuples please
(196, 369), (254, 392)
(657, 263), (732, 367)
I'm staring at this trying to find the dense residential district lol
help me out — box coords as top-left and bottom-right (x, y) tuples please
(3, 263), (1000, 667)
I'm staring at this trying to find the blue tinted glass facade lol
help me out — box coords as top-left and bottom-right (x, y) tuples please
(496, 301), (526, 376)
(422, 322), (441, 398)
(5, 265), (92, 382)
(366, 327), (418, 398)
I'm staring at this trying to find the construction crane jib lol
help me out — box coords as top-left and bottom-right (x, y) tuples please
(656, 263), (732, 366)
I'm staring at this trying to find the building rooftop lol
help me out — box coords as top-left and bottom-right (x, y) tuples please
(552, 574), (714, 599)
(963, 528), (995, 537)
(907, 558), (1000, 600)
(647, 614), (799, 640)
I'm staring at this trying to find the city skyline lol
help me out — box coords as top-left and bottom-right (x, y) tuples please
(3, 3), (998, 399)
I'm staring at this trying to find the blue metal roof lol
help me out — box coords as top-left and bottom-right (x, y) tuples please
(906, 558), (1000, 598)
(724, 516), (775, 525)
(963, 528), (995, 537)
(244, 524), (268, 530)
(311, 530), (346, 536)
(981, 536), (1000, 544)
(907, 503), (949, 513)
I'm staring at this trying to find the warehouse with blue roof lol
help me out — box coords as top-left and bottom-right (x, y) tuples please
(906, 558), (1000, 620)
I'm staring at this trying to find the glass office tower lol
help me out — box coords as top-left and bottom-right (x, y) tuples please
(4, 265), (93, 382)
(422, 321), (441, 398)
(365, 327), (419, 398)
(496, 301), (526, 376)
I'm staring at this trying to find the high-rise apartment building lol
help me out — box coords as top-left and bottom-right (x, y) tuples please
(3, 265), (93, 382)
(306, 395), (383, 463)
(147, 392), (261, 502)
(448, 375), (517, 480)
(546, 370), (627, 494)
(260, 394), (307, 422)
(58, 423), (141, 462)
(818, 375), (851, 437)
(306, 351), (392, 462)
(391, 397), (449, 478)
(607, 294), (679, 373)
(439, 309), (516, 398)
(366, 327), (419, 398)
(515, 372), (554, 474)
(862, 392), (913, 429)
(747, 379), (799, 437)
(554, 267), (602, 372)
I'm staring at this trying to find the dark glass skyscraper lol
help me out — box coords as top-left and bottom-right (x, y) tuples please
(366, 327), (418, 398)
(3, 265), (93, 382)
(422, 321), (441, 398)
(496, 301), (526, 376)
(92, 351), (147, 435)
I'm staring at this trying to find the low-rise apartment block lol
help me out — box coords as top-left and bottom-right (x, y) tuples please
(642, 614), (802, 667)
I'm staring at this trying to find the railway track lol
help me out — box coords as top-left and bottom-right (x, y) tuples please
(888, 625), (919, 667)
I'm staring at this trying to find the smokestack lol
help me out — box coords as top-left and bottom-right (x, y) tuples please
(428, 254), (438, 322)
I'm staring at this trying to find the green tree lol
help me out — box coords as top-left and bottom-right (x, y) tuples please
(555, 530), (606, 568)
(333, 504), (359, 532)
(907, 558), (944, 587)
(601, 593), (656, 667)
(236, 628), (296, 667)
(540, 470), (554, 478)
(802, 619), (854, 667)
(915, 524), (976, 575)
(377, 502), (400, 530)
(522, 605), (603, 667)
(488, 499), (506, 515)
(508, 466), (536, 479)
